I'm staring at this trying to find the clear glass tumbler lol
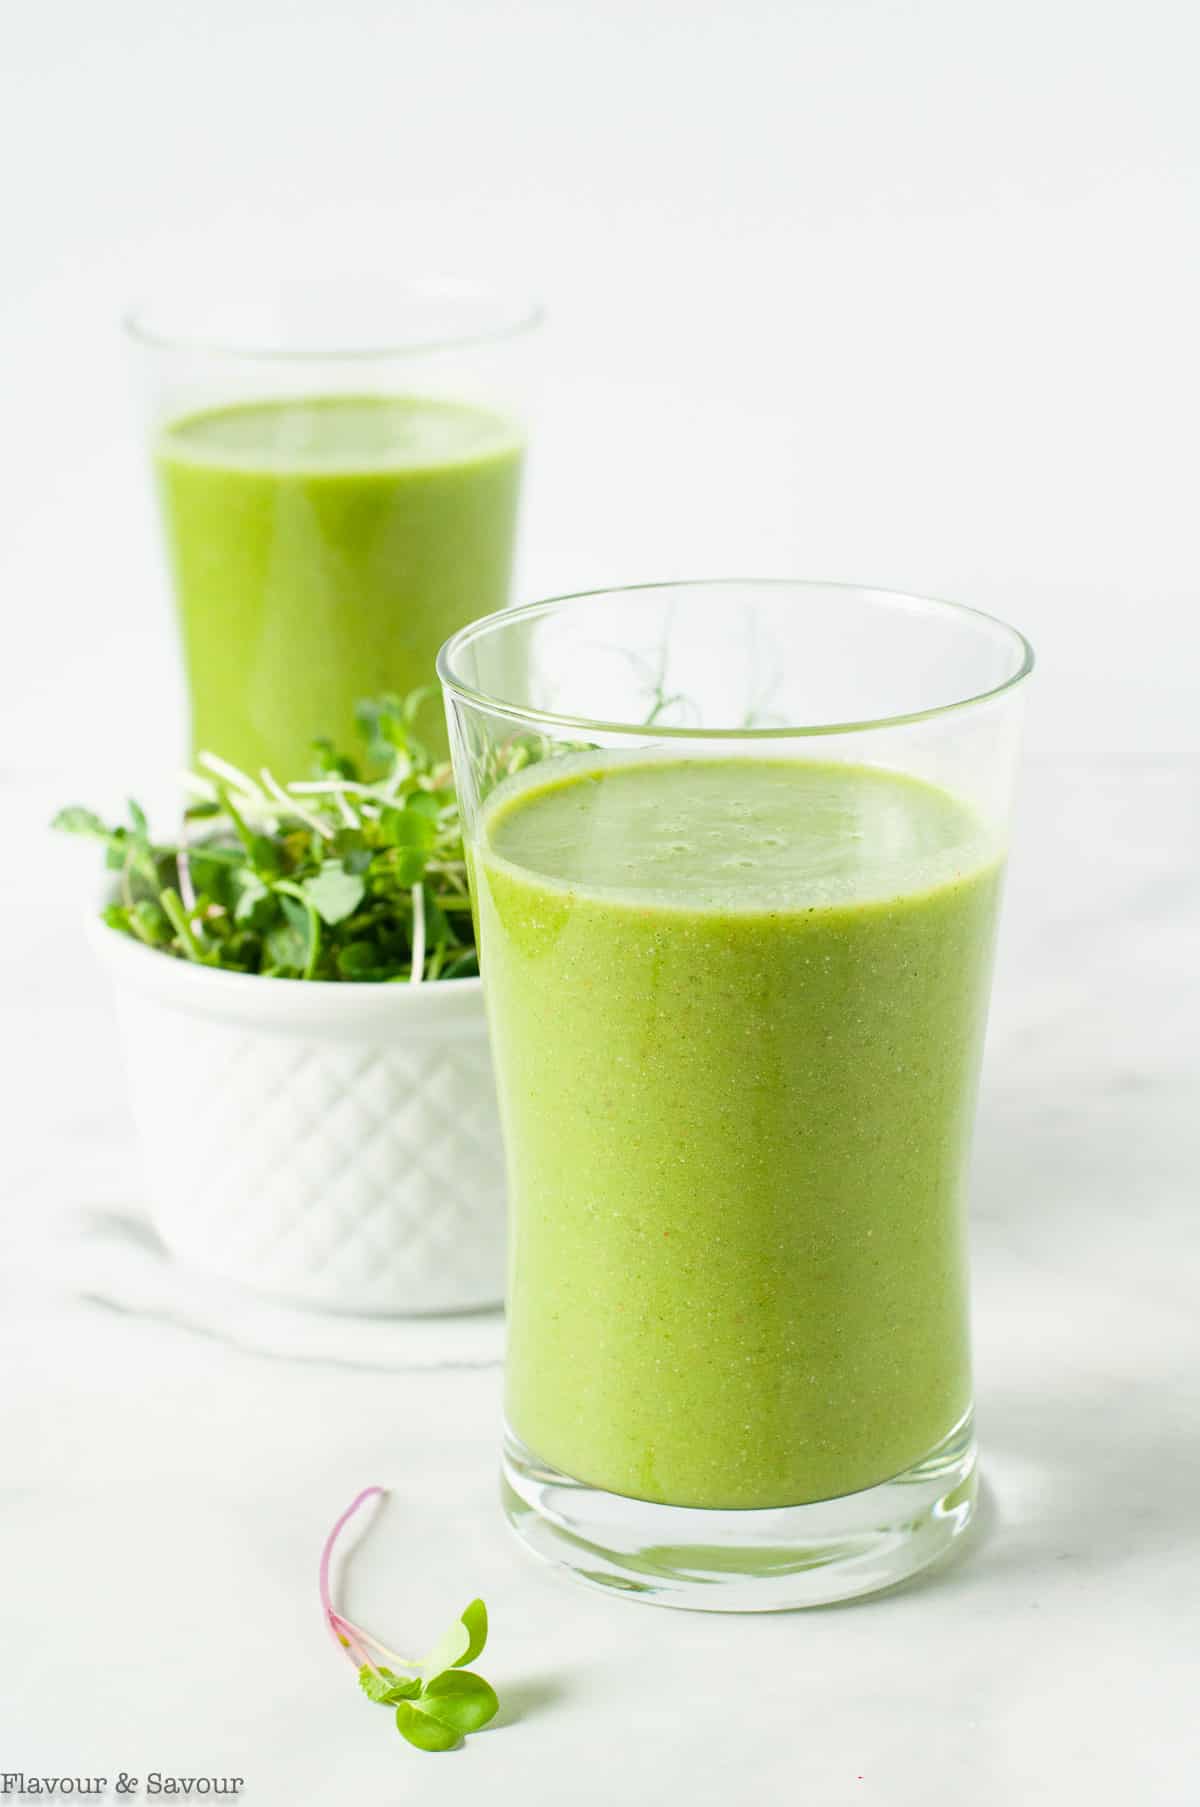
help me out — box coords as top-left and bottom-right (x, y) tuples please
(128, 279), (542, 777)
(439, 581), (1033, 1610)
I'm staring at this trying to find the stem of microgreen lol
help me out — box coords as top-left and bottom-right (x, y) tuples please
(124, 907), (158, 948)
(643, 690), (686, 727)
(331, 1617), (420, 1672)
(260, 768), (334, 840)
(215, 785), (257, 857)
(196, 751), (263, 802)
(380, 760), (412, 801)
(176, 823), (196, 914)
(410, 881), (426, 983)
(331, 1616), (375, 1671)
(318, 1486), (421, 1675)
(319, 1485), (383, 1659)
(159, 887), (207, 963)
(288, 778), (382, 798)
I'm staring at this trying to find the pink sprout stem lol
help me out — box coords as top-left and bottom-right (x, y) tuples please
(333, 1616), (375, 1671)
(332, 1618), (419, 1671)
(319, 1485), (385, 1666)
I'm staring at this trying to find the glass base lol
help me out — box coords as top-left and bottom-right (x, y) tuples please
(501, 1410), (977, 1611)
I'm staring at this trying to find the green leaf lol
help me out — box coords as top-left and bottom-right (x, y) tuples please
(359, 1665), (420, 1705)
(189, 847), (240, 912)
(358, 1665), (393, 1703)
(457, 1599), (488, 1667)
(391, 847), (428, 886)
(52, 806), (110, 838)
(332, 827), (370, 866)
(394, 1700), (460, 1753)
(265, 895), (311, 971)
(128, 799), (149, 837)
(355, 695), (413, 769)
(336, 941), (387, 980)
(130, 898), (172, 946)
(406, 790), (441, 824)
(421, 1599), (487, 1683)
(250, 833), (282, 876)
(420, 1618), (470, 1683)
(233, 872), (272, 926)
(420, 1670), (498, 1734)
(311, 736), (359, 781)
(380, 804), (437, 851)
(217, 930), (262, 971)
(303, 863), (366, 926)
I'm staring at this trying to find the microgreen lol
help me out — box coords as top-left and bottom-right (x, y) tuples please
(319, 1486), (499, 1755)
(52, 692), (547, 984)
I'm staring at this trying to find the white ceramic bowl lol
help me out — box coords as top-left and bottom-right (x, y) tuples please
(88, 920), (507, 1315)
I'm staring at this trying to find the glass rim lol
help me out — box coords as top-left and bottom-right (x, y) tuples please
(437, 578), (1036, 741)
(123, 276), (545, 363)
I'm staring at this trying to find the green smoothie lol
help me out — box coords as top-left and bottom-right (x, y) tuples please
(156, 396), (523, 775)
(475, 756), (1002, 1510)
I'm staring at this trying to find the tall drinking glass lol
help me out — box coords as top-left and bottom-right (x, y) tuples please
(440, 582), (1033, 1610)
(128, 280), (541, 776)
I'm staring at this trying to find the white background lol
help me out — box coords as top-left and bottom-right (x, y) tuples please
(2, 0), (1198, 781)
(2, 5), (1198, 1805)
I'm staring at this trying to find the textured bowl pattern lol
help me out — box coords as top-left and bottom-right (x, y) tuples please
(95, 928), (506, 1315)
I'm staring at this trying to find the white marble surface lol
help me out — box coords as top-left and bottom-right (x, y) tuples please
(2, 757), (1197, 1804)
(4, 4), (1200, 1797)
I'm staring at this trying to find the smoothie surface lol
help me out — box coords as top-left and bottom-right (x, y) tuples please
(477, 756), (1002, 1510)
(160, 393), (519, 471)
(484, 754), (994, 910)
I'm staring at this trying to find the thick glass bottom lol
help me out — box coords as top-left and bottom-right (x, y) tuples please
(501, 1409), (977, 1611)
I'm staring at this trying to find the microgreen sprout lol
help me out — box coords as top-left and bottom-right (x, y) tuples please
(52, 691), (545, 983)
(320, 1486), (498, 1754)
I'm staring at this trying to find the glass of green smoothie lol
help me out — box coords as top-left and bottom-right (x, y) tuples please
(439, 581), (1033, 1610)
(128, 280), (540, 775)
